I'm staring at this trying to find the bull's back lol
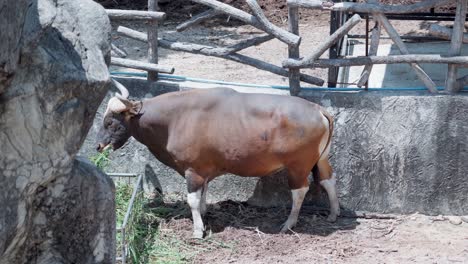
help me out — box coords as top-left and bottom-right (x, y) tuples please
(166, 89), (329, 177)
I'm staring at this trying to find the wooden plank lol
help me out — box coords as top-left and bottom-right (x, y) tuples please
(288, 5), (302, 95)
(106, 9), (166, 21)
(246, 0), (301, 47)
(192, 0), (300, 46)
(283, 14), (362, 68)
(176, 10), (221, 32)
(376, 14), (438, 93)
(147, 0), (159, 81)
(445, 0), (467, 93)
(287, 0), (449, 14)
(111, 57), (174, 74)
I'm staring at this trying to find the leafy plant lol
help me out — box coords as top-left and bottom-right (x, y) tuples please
(90, 147), (111, 171)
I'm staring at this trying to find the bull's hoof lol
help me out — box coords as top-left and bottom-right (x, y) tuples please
(326, 214), (337, 222)
(279, 221), (295, 233)
(192, 230), (204, 239)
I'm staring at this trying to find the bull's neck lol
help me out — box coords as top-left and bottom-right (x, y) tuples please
(127, 95), (175, 146)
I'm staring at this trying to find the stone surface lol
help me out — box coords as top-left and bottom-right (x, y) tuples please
(0, 0), (113, 263)
(300, 90), (468, 215)
(445, 216), (463, 226)
(81, 80), (468, 216)
(0, 0), (29, 93)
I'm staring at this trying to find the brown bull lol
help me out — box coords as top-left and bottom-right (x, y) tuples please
(97, 80), (339, 238)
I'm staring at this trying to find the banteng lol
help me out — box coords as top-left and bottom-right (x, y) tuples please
(96, 80), (339, 238)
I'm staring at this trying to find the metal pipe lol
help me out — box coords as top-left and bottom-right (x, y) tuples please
(107, 173), (138, 177)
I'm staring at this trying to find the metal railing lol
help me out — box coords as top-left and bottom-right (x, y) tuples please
(108, 173), (144, 264)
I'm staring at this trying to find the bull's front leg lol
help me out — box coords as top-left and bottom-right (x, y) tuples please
(185, 168), (206, 239)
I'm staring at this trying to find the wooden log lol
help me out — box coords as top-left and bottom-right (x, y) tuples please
(429, 24), (468, 44)
(288, 5), (302, 95)
(226, 34), (275, 53)
(376, 14), (438, 93)
(111, 43), (127, 58)
(117, 26), (272, 56)
(287, 55), (468, 68)
(357, 0), (381, 88)
(446, 0), (467, 93)
(191, 0), (300, 47)
(117, 26), (148, 42)
(287, 0), (450, 14)
(246, 0), (301, 47)
(111, 57), (174, 74)
(116, 26), (324, 86)
(176, 10), (221, 32)
(283, 14), (362, 68)
(105, 9), (166, 21)
(147, 0), (159, 81)
(226, 53), (324, 86)
(357, 21), (381, 87)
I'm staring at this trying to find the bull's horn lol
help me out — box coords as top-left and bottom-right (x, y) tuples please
(111, 78), (129, 99)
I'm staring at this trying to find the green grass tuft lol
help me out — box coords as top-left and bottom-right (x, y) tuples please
(89, 147), (111, 171)
(90, 149), (233, 263)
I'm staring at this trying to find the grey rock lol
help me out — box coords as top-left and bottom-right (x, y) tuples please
(461, 216), (468, 223)
(445, 216), (462, 225)
(0, 0), (29, 93)
(0, 0), (113, 262)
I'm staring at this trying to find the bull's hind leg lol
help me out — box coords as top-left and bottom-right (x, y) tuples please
(316, 157), (340, 222)
(280, 166), (310, 233)
(200, 181), (208, 216)
(185, 169), (206, 239)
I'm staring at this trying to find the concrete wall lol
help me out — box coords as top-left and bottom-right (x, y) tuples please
(80, 78), (468, 215)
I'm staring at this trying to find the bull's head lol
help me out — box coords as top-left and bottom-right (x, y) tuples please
(96, 79), (142, 152)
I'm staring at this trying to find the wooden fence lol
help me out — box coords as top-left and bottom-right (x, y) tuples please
(108, 0), (468, 96)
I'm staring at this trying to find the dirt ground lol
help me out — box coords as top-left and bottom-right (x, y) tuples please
(152, 200), (468, 264)
(107, 3), (468, 263)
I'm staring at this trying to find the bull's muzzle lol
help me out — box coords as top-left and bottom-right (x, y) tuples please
(96, 143), (109, 152)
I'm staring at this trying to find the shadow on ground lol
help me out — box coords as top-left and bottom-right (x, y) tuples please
(146, 196), (359, 237)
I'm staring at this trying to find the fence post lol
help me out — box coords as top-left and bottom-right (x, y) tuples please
(121, 227), (126, 264)
(445, 0), (467, 93)
(288, 5), (301, 96)
(148, 0), (159, 81)
(328, 0), (342, 88)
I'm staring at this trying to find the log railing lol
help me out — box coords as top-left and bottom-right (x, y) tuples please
(282, 0), (467, 94)
(107, 1), (173, 82)
(108, 0), (467, 94)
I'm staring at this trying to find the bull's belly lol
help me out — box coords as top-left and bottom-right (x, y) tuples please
(216, 156), (285, 177)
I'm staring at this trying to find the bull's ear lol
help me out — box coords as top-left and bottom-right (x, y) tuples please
(117, 97), (142, 116)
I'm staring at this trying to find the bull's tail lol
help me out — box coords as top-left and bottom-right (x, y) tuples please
(319, 109), (334, 161)
(312, 110), (334, 187)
